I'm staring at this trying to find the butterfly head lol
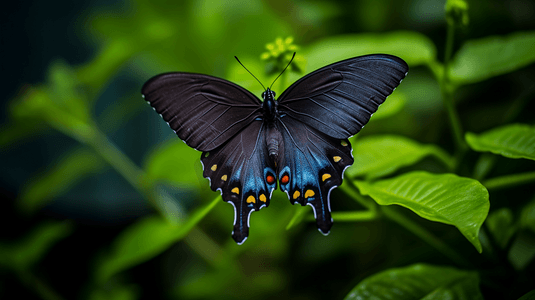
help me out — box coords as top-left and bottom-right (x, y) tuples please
(261, 88), (276, 101)
(262, 88), (278, 121)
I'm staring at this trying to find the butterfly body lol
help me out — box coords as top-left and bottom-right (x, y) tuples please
(142, 54), (408, 244)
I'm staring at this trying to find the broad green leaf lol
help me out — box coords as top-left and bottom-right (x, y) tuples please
(450, 31), (535, 84)
(486, 208), (516, 249)
(368, 91), (406, 121)
(0, 221), (73, 271)
(354, 172), (489, 252)
(466, 124), (535, 161)
(143, 140), (203, 188)
(94, 196), (219, 283)
(344, 263), (482, 300)
(305, 31), (437, 70)
(18, 148), (106, 215)
(347, 135), (454, 179)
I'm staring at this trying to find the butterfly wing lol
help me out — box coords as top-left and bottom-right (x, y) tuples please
(275, 54), (408, 233)
(201, 120), (277, 244)
(142, 73), (262, 151)
(277, 54), (408, 139)
(276, 117), (353, 234)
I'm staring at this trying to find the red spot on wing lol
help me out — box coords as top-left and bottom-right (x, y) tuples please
(266, 174), (276, 185)
(280, 174), (289, 185)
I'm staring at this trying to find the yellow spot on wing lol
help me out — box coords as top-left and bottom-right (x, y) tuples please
(293, 190), (300, 199)
(211, 164), (217, 171)
(259, 194), (267, 202)
(221, 175), (227, 181)
(305, 190), (315, 198)
(247, 195), (255, 203)
(322, 174), (331, 181)
(333, 156), (341, 162)
(231, 187), (239, 194)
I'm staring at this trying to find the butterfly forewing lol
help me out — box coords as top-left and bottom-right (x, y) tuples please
(142, 73), (263, 151)
(201, 120), (276, 244)
(277, 54), (409, 139)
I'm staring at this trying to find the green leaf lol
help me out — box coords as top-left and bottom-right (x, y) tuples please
(450, 31), (535, 85)
(0, 221), (73, 271)
(18, 148), (106, 215)
(466, 124), (535, 161)
(354, 172), (489, 252)
(344, 263), (482, 300)
(94, 196), (219, 284)
(486, 208), (516, 249)
(143, 140), (204, 188)
(305, 31), (437, 70)
(368, 91), (406, 121)
(347, 135), (454, 179)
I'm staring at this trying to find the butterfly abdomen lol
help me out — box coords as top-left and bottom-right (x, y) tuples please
(265, 123), (283, 163)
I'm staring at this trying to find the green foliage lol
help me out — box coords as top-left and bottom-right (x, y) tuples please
(2, 0), (535, 299)
(95, 197), (219, 284)
(355, 172), (489, 252)
(347, 135), (454, 179)
(0, 221), (73, 271)
(466, 124), (535, 161)
(344, 264), (482, 300)
(449, 32), (535, 85)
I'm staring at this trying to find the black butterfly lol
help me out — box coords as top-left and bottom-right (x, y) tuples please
(142, 54), (408, 244)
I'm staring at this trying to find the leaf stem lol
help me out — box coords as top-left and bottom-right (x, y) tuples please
(381, 206), (472, 267)
(483, 171), (535, 190)
(441, 22), (467, 163)
(343, 182), (471, 267)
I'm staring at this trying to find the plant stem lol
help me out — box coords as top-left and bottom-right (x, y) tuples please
(441, 22), (467, 165)
(330, 210), (377, 222)
(483, 171), (535, 190)
(381, 206), (472, 267)
(343, 182), (471, 267)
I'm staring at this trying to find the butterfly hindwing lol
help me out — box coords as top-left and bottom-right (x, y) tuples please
(278, 54), (408, 139)
(201, 120), (276, 244)
(276, 117), (353, 234)
(142, 73), (262, 151)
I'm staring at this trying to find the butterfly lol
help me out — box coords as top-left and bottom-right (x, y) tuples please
(142, 54), (408, 244)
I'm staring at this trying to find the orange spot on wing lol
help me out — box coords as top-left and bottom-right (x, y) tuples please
(293, 190), (300, 199)
(266, 174), (275, 184)
(281, 174), (289, 184)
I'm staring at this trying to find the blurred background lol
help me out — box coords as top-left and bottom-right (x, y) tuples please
(1, 0), (535, 299)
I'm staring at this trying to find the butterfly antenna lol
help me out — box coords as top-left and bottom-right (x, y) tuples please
(270, 52), (296, 90)
(235, 56), (266, 91)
